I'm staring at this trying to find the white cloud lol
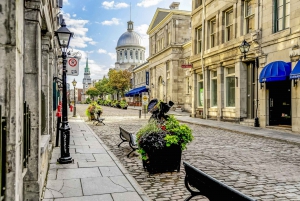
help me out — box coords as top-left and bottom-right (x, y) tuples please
(98, 49), (107, 54)
(63, 0), (70, 5)
(101, 18), (120, 26)
(72, 14), (77, 17)
(82, 6), (86, 11)
(89, 41), (97, 45)
(137, 0), (162, 7)
(108, 53), (116, 60)
(135, 24), (149, 58)
(102, 1), (129, 9)
(63, 13), (96, 49)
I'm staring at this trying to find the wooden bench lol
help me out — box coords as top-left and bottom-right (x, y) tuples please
(118, 127), (137, 157)
(93, 113), (105, 125)
(183, 162), (256, 201)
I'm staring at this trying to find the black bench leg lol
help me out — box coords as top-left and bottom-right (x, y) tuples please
(118, 140), (126, 147)
(127, 149), (135, 158)
(102, 121), (105, 125)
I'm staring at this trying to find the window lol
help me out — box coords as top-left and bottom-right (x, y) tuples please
(245, 0), (255, 34)
(130, 50), (133, 59)
(274, 0), (290, 32)
(195, 27), (202, 54)
(140, 52), (143, 60)
(195, 0), (202, 8)
(135, 51), (138, 60)
(166, 61), (169, 71)
(211, 71), (217, 107)
(225, 9), (233, 42)
(120, 51), (122, 59)
(198, 74), (204, 107)
(210, 19), (216, 48)
(125, 50), (127, 59)
(226, 68), (235, 107)
(161, 38), (164, 50)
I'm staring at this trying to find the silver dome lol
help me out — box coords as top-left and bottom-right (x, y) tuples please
(117, 31), (142, 47)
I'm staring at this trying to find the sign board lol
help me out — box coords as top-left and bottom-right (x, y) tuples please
(67, 57), (79, 76)
(181, 64), (193, 68)
(146, 72), (149, 85)
(142, 95), (149, 105)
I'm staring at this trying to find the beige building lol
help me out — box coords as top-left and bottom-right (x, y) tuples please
(190, 0), (300, 132)
(147, 2), (192, 112)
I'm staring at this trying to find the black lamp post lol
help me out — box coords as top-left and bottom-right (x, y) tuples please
(72, 79), (77, 117)
(55, 19), (73, 164)
(239, 39), (260, 127)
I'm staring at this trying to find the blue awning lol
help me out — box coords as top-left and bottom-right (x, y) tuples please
(259, 61), (291, 83)
(125, 86), (148, 97)
(290, 61), (300, 79)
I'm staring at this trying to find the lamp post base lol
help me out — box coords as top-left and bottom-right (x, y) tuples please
(254, 117), (260, 127)
(57, 157), (73, 164)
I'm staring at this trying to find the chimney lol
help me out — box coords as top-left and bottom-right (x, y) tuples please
(169, 2), (180, 10)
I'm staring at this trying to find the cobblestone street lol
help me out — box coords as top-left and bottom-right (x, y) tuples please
(76, 104), (300, 201)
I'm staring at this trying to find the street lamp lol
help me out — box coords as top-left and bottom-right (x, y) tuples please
(239, 39), (260, 127)
(72, 79), (77, 117)
(55, 19), (73, 164)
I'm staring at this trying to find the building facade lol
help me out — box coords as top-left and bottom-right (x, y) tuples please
(190, 0), (300, 132)
(0, 0), (63, 200)
(147, 2), (192, 112)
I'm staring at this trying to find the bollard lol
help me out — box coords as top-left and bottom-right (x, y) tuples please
(139, 109), (141, 119)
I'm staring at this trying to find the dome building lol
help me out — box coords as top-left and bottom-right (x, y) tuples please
(115, 20), (146, 70)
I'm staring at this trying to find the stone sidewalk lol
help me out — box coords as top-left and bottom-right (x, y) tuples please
(42, 117), (150, 201)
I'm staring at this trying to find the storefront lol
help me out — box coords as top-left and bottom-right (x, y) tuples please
(259, 61), (292, 126)
(125, 86), (149, 106)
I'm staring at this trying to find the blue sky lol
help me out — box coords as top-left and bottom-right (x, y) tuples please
(63, 0), (191, 88)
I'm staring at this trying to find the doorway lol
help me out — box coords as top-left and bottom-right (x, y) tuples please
(267, 80), (291, 126)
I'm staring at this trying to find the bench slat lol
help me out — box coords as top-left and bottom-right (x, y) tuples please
(119, 127), (137, 157)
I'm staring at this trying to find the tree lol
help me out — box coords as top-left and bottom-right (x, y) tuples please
(95, 77), (114, 98)
(108, 69), (131, 97)
(85, 87), (99, 101)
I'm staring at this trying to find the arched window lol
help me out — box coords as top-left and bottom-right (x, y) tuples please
(135, 51), (138, 60)
(125, 50), (127, 59)
(130, 50), (133, 59)
(120, 51), (122, 59)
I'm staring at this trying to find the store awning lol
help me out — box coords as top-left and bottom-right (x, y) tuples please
(290, 61), (300, 79)
(259, 61), (291, 83)
(125, 86), (148, 97)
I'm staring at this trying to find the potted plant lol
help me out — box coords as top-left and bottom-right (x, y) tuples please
(119, 100), (128, 109)
(136, 100), (193, 174)
(85, 102), (103, 120)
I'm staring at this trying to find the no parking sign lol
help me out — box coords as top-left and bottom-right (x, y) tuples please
(67, 57), (79, 76)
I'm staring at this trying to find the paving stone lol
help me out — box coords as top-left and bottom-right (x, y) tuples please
(57, 167), (101, 179)
(81, 177), (128, 195)
(93, 153), (114, 162)
(44, 179), (82, 198)
(99, 166), (123, 176)
(112, 192), (143, 201)
(76, 148), (106, 154)
(78, 161), (116, 168)
(53, 194), (113, 201)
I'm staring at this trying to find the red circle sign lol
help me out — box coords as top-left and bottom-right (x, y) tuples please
(68, 58), (77, 67)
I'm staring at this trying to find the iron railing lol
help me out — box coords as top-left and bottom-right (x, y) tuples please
(0, 105), (7, 200)
(23, 102), (31, 169)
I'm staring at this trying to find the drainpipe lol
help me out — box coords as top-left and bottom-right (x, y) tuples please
(201, 0), (207, 119)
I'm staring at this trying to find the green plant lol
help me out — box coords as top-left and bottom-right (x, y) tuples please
(85, 102), (103, 120)
(119, 100), (128, 108)
(85, 97), (91, 104)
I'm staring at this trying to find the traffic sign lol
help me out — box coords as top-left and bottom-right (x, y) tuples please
(142, 95), (149, 105)
(67, 57), (79, 76)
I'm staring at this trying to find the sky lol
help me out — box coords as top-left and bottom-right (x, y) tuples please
(63, 0), (192, 88)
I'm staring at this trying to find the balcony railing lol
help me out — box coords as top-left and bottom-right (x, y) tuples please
(23, 102), (31, 169)
(0, 105), (7, 200)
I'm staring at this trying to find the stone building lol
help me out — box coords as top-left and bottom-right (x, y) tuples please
(190, 0), (300, 132)
(82, 58), (92, 102)
(115, 21), (146, 70)
(147, 2), (192, 112)
(0, 0), (64, 200)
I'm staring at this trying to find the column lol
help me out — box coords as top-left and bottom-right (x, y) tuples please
(217, 65), (224, 121)
(191, 70), (197, 117)
(204, 67), (210, 118)
(23, 0), (42, 199)
(235, 61), (247, 119)
(49, 50), (54, 142)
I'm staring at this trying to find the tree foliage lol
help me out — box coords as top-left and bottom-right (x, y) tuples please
(85, 87), (99, 100)
(107, 69), (131, 97)
(94, 77), (113, 98)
